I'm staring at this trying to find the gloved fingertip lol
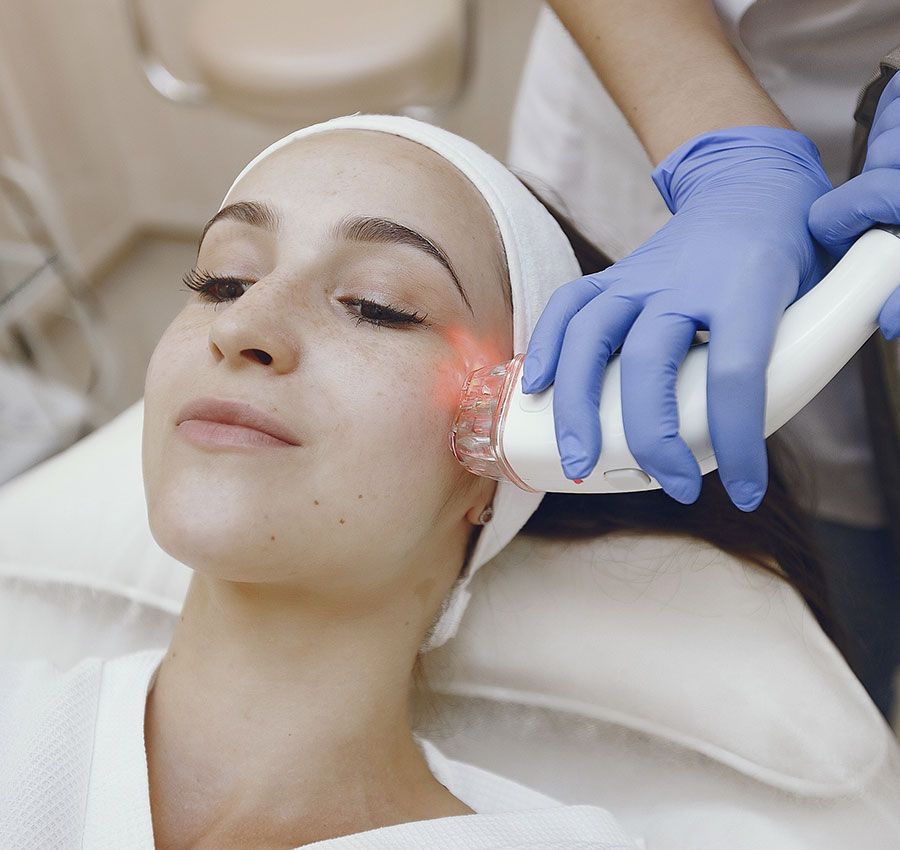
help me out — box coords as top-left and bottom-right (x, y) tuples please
(559, 434), (597, 480)
(662, 475), (702, 505)
(877, 288), (900, 340)
(521, 357), (544, 392)
(727, 480), (766, 512)
(562, 464), (592, 481)
(879, 309), (900, 340)
(561, 455), (597, 481)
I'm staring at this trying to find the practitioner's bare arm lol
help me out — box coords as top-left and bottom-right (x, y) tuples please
(547, 0), (791, 164)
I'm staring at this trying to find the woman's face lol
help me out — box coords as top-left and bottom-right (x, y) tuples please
(142, 130), (510, 625)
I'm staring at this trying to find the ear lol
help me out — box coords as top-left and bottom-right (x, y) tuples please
(463, 478), (497, 525)
(465, 504), (489, 525)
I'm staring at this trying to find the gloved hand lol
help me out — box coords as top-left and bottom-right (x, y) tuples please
(809, 71), (900, 340)
(522, 126), (833, 510)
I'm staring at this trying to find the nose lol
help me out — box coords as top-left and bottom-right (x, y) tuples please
(207, 280), (301, 374)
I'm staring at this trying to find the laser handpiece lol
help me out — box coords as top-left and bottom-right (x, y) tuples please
(450, 226), (900, 494)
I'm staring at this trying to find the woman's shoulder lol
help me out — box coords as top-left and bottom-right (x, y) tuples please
(413, 737), (643, 848)
(417, 735), (561, 812)
(309, 806), (645, 849)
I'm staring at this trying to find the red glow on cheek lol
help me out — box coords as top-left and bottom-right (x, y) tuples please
(428, 323), (508, 420)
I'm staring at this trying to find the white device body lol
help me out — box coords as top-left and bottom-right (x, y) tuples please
(499, 226), (900, 493)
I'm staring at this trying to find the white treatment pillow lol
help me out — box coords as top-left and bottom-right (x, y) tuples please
(0, 400), (891, 797)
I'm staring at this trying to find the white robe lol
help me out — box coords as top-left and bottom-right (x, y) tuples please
(0, 648), (643, 849)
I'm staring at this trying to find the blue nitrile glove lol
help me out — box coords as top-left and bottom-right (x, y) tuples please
(809, 72), (900, 340)
(522, 126), (833, 510)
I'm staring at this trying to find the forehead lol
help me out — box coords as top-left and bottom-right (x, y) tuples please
(226, 130), (504, 269)
(221, 130), (510, 322)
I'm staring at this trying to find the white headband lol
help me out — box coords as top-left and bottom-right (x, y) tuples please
(220, 114), (582, 651)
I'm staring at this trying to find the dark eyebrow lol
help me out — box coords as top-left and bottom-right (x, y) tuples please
(332, 215), (473, 315)
(199, 202), (473, 316)
(198, 201), (282, 251)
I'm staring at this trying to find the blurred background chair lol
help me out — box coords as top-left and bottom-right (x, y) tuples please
(126, 0), (476, 124)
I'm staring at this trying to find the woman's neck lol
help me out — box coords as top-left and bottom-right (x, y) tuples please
(144, 574), (473, 849)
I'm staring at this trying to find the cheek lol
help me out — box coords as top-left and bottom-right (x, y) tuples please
(143, 335), (175, 406)
(365, 323), (508, 485)
(144, 314), (202, 402)
(429, 322), (510, 420)
(142, 318), (205, 493)
(332, 349), (464, 497)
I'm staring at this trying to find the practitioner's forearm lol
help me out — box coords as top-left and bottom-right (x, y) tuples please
(547, 0), (792, 164)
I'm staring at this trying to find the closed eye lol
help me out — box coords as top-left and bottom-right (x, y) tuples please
(180, 268), (431, 328)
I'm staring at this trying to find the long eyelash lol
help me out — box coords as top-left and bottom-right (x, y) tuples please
(180, 267), (249, 302)
(181, 266), (211, 292)
(348, 298), (429, 328)
(179, 267), (429, 328)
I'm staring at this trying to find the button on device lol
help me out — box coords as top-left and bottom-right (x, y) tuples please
(603, 467), (652, 489)
(518, 387), (553, 412)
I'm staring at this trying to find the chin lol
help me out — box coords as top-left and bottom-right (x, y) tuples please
(147, 489), (262, 572)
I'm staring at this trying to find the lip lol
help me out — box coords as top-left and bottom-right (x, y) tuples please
(176, 397), (301, 447)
